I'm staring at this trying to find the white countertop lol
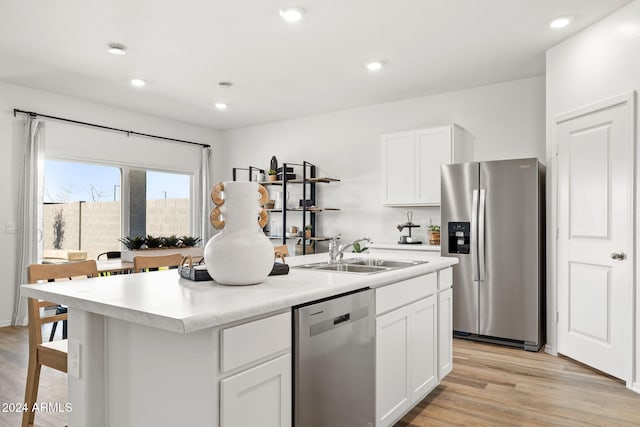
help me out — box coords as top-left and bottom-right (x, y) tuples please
(21, 252), (457, 334)
(369, 242), (441, 252)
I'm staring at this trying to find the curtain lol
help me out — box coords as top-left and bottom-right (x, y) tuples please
(12, 117), (46, 326)
(199, 146), (213, 244)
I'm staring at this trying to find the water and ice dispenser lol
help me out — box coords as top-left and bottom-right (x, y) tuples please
(448, 222), (470, 254)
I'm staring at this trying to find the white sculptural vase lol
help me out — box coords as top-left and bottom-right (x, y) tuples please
(204, 181), (273, 285)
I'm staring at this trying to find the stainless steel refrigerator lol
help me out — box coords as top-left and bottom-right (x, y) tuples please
(440, 158), (545, 351)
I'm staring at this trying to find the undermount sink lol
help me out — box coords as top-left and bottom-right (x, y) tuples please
(313, 264), (387, 273)
(294, 258), (428, 274)
(342, 258), (426, 268)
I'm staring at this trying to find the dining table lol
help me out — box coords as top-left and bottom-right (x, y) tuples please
(95, 259), (134, 274)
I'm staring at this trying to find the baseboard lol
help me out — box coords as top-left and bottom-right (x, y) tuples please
(0, 319), (12, 327)
(630, 382), (640, 394)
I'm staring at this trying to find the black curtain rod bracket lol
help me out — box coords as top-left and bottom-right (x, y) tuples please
(13, 108), (210, 148)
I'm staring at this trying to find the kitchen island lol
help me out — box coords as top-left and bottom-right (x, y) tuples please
(21, 252), (457, 427)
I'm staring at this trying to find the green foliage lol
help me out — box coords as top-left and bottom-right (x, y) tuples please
(268, 169), (277, 175)
(162, 235), (180, 248)
(119, 235), (202, 249)
(145, 235), (162, 248)
(180, 236), (202, 247)
(52, 208), (65, 250)
(352, 242), (369, 253)
(428, 225), (441, 231)
(119, 236), (145, 250)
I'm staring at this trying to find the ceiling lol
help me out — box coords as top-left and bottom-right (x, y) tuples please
(0, 0), (632, 130)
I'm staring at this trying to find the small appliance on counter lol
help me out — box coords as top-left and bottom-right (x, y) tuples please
(397, 211), (422, 244)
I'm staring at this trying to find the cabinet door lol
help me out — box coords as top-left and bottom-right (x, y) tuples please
(381, 131), (416, 205)
(410, 295), (438, 401)
(220, 354), (291, 427)
(376, 306), (411, 427)
(415, 127), (452, 205)
(438, 288), (453, 380)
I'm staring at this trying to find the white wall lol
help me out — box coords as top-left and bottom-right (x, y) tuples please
(221, 76), (545, 252)
(546, 0), (640, 390)
(0, 82), (222, 326)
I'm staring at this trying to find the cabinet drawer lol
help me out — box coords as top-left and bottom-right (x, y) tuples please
(439, 268), (453, 290)
(376, 274), (437, 316)
(221, 311), (291, 373)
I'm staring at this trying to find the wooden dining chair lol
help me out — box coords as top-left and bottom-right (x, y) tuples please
(133, 253), (183, 273)
(23, 260), (99, 427)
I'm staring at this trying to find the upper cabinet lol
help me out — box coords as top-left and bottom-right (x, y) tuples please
(381, 124), (473, 206)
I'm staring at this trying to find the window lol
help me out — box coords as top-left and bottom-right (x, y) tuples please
(43, 160), (122, 260)
(43, 160), (193, 260)
(145, 170), (191, 238)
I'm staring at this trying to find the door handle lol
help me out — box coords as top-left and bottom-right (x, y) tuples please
(610, 251), (626, 261)
(478, 189), (486, 281)
(471, 190), (479, 281)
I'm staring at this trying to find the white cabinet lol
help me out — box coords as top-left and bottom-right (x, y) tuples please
(438, 288), (453, 380)
(219, 311), (291, 427)
(438, 268), (453, 380)
(409, 295), (438, 401)
(220, 354), (291, 427)
(376, 305), (411, 426)
(381, 124), (473, 206)
(375, 273), (438, 427)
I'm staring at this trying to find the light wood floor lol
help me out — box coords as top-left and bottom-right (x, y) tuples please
(398, 338), (640, 426)
(0, 326), (67, 427)
(1, 326), (638, 426)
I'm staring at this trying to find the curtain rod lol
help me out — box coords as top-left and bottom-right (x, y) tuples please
(13, 108), (211, 148)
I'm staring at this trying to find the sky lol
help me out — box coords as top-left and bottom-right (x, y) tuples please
(44, 160), (190, 202)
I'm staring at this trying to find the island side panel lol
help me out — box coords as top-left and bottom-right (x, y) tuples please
(67, 309), (107, 427)
(105, 317), (219, 427)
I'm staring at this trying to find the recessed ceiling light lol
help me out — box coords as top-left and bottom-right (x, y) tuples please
(214, 102), (229, 110)
(130, 78), (146, 88)
(366, 61), (385, 72)
(107, 43), (127, 55)
(279, 7), (305, 23)
(550, 16), (573, 29)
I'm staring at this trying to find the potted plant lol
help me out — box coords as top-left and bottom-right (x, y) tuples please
(427, 225), (441, 245)
(119, 236), (145, 250)
(119, 234), (204, 262)
(304, 224), (313, 238)
(352, 242), (369, 253)
(268, 169), (277, 182)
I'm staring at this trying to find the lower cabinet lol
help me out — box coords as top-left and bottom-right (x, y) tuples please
(219, 311), (292, 427)
(376, 294), (437, 427)
(438, 287), (453, 380)
(220, 353), (292, 427)
(410, 295), (438, 400)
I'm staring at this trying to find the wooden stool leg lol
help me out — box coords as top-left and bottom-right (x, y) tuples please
(22, 356), (41, 427)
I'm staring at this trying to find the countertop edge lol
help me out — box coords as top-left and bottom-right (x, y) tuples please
(21, 256), (458, 334)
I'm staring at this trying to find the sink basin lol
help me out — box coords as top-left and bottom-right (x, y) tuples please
(294, 258), (428, 274)
(342, 258), (427, 268)
(313, 264), (388, 273)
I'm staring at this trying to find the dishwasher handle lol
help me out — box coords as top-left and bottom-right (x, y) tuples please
(309, 306), (369, 336)
(334, 313), (350, 325)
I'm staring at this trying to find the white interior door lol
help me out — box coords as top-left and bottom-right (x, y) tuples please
(556, 94), (634, 381)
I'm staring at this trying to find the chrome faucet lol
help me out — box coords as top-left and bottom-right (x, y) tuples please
(329, 236), (371, 263)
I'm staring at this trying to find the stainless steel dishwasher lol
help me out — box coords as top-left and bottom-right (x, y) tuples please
(294, 288), (375, 427)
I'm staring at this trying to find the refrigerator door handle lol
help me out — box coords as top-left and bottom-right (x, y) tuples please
(471, 189), (479, 281)
(479, 189), (487, 281)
